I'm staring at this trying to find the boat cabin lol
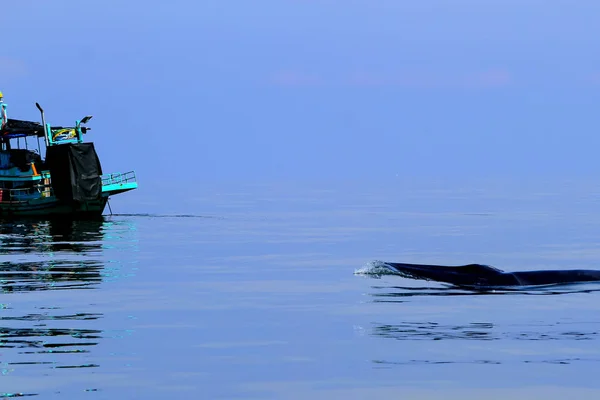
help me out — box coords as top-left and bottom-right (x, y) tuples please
(0, 101), (136, 216)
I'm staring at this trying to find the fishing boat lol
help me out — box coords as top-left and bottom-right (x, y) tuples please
(0, 98), (137, 218)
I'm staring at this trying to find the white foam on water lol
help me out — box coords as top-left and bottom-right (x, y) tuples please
(353, 260), (398, 278)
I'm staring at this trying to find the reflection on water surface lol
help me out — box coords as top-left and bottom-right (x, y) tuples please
(0, 218), (138, 396)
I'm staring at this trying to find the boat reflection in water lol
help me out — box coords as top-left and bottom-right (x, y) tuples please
(0, 219), (106, 292)
(0, 218), (136, 394)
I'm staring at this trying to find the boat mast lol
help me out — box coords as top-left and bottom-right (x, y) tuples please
(35, 102), (50, 148)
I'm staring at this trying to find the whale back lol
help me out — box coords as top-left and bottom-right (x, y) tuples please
(383, 262), (600, 287)
(512, 269), (600, 285)
(384, 262), (507, 286)
(452, 264), (505, 276)
(386, 262), (504, 275)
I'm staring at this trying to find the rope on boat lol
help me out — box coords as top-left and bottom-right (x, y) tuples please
(107, 199), (113, 215)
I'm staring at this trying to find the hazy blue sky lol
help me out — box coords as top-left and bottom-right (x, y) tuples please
(4, 1), (600, 184)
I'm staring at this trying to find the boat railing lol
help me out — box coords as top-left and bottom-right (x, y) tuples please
(101, 171), (137, 187)
(0, 180), (53, 202)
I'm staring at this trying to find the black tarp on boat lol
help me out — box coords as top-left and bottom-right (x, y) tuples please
(45, 143), (103, 202)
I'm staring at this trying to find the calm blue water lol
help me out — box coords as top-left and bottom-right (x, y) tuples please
(3, 179), (600, 399)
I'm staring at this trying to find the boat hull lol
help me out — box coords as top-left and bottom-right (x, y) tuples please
(0, 170), (137, 219)
(0, 196), (108, 218)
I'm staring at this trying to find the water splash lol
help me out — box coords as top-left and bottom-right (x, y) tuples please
(354, 260), (398, 278)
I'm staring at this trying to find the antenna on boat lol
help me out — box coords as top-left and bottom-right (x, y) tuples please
(35, 102), (49, 147)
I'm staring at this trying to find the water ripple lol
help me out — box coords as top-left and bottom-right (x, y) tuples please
(372, 321), (599, 341)
(0, 217), (138, 396)
(368, 283), (600, 300)
(373, 357), (600, 366)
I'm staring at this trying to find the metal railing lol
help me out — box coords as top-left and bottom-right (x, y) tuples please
(0, 171), (137, 203)
(0, 180), (53, 203)
(101, 171), (137, 187)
